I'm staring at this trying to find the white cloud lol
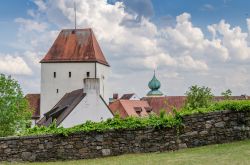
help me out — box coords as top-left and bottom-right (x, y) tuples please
(0, 54), (32, 75)
(143, 53), (177, 69)
(209, 20), (250, 60)
(159, 12), (229, 62)
(15, 18), (48, 32)
(200, 4), (215, 11)
(33, 0), (47, 11)
(177, 56), (208, 71)
(1, 0), (250, 95)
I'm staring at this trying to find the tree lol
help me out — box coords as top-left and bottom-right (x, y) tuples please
(221, 89), (232, 100)
(185, 85), (214, 110)
(0, 74), (31, 137)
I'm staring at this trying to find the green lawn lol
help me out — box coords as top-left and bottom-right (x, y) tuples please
(6, 139), (250, 165)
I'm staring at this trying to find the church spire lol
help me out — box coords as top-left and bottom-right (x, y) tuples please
(147, 70), (163, 97)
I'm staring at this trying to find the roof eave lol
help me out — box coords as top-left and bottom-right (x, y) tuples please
(40, 60), (110, 67)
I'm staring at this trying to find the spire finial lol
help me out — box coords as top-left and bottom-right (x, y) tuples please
(74, 1), (77, 30)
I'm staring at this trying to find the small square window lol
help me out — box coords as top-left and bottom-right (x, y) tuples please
(86, 72), (90, 78)
(53, 72), (56, 78)
(69, 72), (71, 78)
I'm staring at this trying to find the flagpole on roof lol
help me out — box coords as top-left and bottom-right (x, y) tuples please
(74, 1), (77, 30)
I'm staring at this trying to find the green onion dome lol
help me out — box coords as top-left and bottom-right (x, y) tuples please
(147, 71), (163, 96)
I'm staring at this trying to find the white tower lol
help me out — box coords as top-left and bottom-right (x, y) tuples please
(40, 28), (110, 117)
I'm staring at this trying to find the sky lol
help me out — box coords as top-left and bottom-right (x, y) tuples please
(0, 0), (250, 97)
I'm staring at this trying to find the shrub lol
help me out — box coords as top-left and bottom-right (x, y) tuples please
(185, 85), (214, 110)
(20, 100), (250, 137)
(22, 113), (182, 136)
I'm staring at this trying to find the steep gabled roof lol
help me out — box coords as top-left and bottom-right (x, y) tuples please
(37, 89), (86, 126)
(25, 94), (40, 119)
(37, 88), (114, 127)
(40, 28), (109, 66)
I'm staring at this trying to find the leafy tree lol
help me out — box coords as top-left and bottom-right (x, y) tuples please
(221, 89), (232, 100)
(0, 74), (32, 137)
(184, 85), (214, 110)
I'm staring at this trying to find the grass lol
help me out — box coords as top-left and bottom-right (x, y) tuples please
(5, 139), (250, 165)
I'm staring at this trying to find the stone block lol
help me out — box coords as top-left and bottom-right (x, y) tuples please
(102, 149), (111, 156)
(21, 152), (36, 161)
(205, 123), (212, 129)
(95, 135), (103, 142)
(215, 121), (225, 128)
(184, 131), (198, 136)
(178, 143), (187, 149)
(199, 131), (208, 136)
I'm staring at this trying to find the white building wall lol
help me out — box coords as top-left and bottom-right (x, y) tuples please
(96, 63), (110, 103)
(59, 80), (113, 128)
(40, 62), (109, 118)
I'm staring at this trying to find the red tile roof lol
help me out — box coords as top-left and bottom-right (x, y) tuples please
(213, 96), (249, 101)
(25, 94), (40, 119)
(142, 96), (186, 115)
(40, 28), (109, 66)
(109, 100), (151, 118)
(143, 95), (250, 115)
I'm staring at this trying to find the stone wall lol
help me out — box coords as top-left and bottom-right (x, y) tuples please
(0, 110), (250, 162)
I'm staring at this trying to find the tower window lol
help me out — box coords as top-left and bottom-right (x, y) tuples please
(53, 72), (56, 78)
(69, 72), (71, 78)
(56, 89), (59, 93)
(86, 72), (90, 78)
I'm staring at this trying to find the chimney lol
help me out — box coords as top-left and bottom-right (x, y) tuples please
(83, 78), (100, 95)
(113, 93), (118, 100)
(109, 93), (119, 105)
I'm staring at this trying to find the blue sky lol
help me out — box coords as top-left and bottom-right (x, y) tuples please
(0, 0), (250, 97)
(1, 0), (249, 49)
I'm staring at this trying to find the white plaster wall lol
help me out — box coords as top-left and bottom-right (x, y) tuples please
(59, 89), (113, 128)
(40, 62), (109, 118)
(96, 63), (110, 103)
(31, 120), (36, 127)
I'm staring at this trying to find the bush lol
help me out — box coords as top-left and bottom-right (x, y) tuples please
(20, 100), (250, 137)
(185, 85), (213, 110)
(22, 113), (182, 136)
(180, 100), (250, 116)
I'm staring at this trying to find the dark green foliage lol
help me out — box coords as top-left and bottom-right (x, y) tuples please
(21, 113), (181, 137)
(221, 89), (232, 100)
(185, 85), (214, 110)
(20, 100), (250, 137)
(180, 100), (250, 116)
(0, 74), (32, 137)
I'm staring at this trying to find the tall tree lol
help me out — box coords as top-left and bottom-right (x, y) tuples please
(0, 74), (31, 137)
(185, 85), (214, 110)
(221, 89), (232, 100)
